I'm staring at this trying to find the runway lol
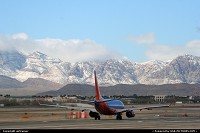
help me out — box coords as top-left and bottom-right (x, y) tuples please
(0, 104), (200, 129)
(0, 117), (200, 129)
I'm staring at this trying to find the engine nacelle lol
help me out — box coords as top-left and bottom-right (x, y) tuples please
(126, 110), (135, 118)
(89, 111), (99, 118)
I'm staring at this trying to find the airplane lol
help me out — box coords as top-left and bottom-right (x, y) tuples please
(38, 70), (170, 120)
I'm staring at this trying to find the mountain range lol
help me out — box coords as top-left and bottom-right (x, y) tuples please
(0, 50), (200, 96)
(37, 83), (200, 96)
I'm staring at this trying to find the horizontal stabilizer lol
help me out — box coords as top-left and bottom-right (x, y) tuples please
(97, 99), (114, 103)
(81, 99), (114, 103)
(81, 100), (95, 103)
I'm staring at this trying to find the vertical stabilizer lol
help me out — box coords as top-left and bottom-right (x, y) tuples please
(94, 70), (101, 101)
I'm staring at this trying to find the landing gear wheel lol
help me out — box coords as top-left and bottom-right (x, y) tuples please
(95, 115), (100, 120)
(116, 114), (122, 120)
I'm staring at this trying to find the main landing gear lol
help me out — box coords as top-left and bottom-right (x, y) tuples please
(89, 111), (100, 120)
(95, 115), (100, 120)
(116, 113), (122, 120)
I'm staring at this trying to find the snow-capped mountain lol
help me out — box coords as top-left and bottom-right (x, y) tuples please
(1, 50), (200, 85)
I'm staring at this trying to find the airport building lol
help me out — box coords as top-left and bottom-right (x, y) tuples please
(154, 95), (166, 102)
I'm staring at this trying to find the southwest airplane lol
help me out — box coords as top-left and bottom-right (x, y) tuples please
(39, 70), (170, 120)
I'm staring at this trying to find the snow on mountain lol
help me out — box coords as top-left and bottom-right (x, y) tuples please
(14, 51), (63, 82)
(0, 50), (200, 85)
(134, 60), (170, 84)
(0, 50), (26, 70)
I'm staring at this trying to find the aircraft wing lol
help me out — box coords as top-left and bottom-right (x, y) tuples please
(116, 104), (170, 113)
(38, 102), (97, 112)
(64, 105), (97, 112)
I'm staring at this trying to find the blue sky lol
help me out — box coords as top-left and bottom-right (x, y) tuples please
(0, 0), (200, 62)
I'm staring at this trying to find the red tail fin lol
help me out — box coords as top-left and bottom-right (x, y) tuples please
(94, 70), (101, 101)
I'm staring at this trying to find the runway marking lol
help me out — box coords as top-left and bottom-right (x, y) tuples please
(42, 122), (141, 129)
(1, 117), (200, 129)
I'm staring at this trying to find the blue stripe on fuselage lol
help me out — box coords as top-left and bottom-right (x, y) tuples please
(107, 100), (124, 109)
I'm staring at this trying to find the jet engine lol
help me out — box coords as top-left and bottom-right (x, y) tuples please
(126, 110), (135, 118)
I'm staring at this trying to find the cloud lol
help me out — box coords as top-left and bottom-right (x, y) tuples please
(186, 40), (200, 48)
(128, 33), (155, 44)
(12, 33), (29, 40)
(128, 33), (200, 61)
(145, 40), (200, 61)
(145, 44), (185, 61)
(0, 33), (122, 62)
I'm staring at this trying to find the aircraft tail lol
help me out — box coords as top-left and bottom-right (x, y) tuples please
(94, 70), (102, 101)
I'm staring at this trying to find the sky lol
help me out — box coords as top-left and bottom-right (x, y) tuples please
(0, 0), (200, 63)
